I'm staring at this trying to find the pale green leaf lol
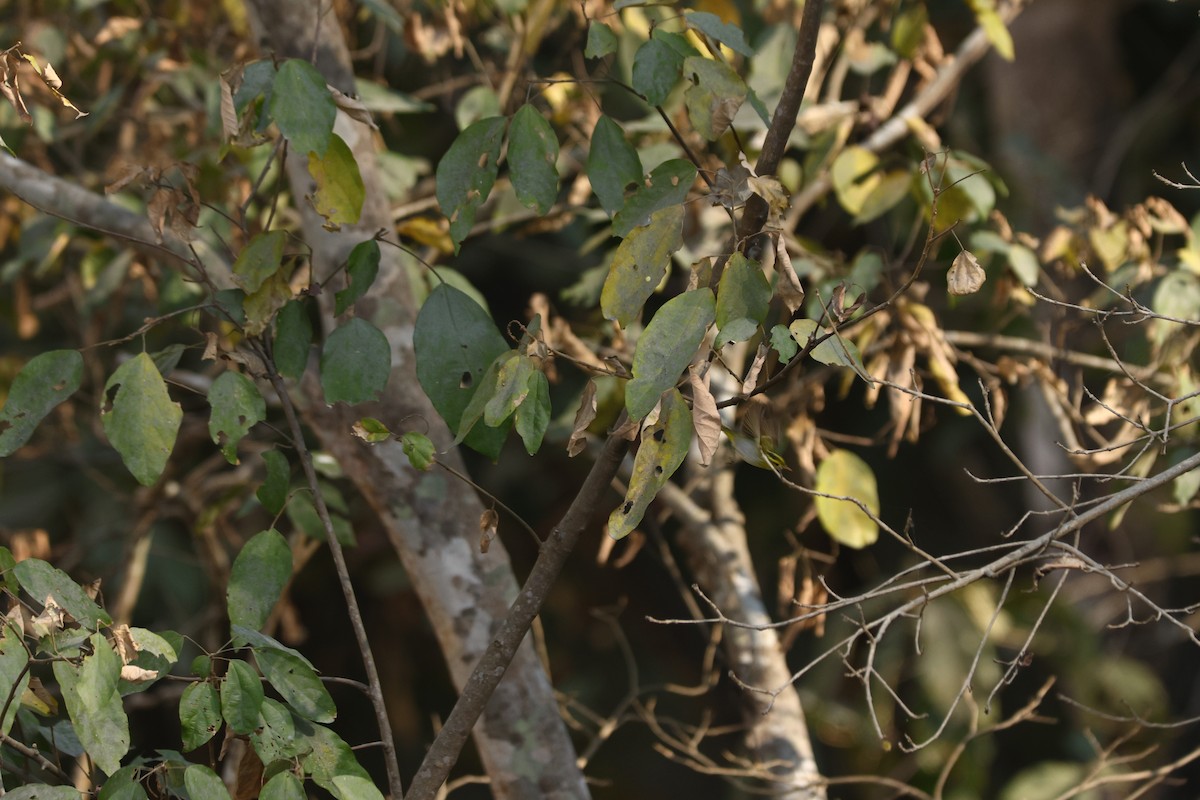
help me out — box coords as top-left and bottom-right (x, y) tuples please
(208, 372), (266, 465)
(270, 60), (335, 157)
(587, 115), (642, 216)
(273, 299), (313, 379)
(769, 324), (798, 363)
(715, 253), (771, 345)
(608, 389), (692, 539)
(331, 776), (385, 800)
(0, 629), (30, 735)
(13, 559), (111, 629)
(626, 289), (715, 420)
(999, 762), (1088, 800)
(179, 681), (221, 752)
(320, 318), (390, 404)
(297, 723), (370, 795)
(101, 353), (182, 486)
(831, 146), (881, 217)
(0, 350), (83, 457)
(243, 270), (294, 337)
(892, 4), (928, 58)
(601, 204), (685, 327)
(54, 633), (129, 775)
(975, 7), (1014, 61)
(260, 771), (305, 800)
(854, 169), (911, 224)
(684, 11), (753, 56)
(789, 319), (865, 372)
(4, 787), (81, 800)
(228, 529), (292, 632)
(98, 767), (145, 800)
(508, 104), (559, 214)
(814, 449), (880, 549)
(334, 240), (381, 316)
(233, 231), (286, 294)
(308, 134), (364, 229)
(256, 647), (335, 723)
(435, 116), (506, 251)
(184, 765), (232, 800)
(413, 284), (510, 459)
(515, 370), (551, 454)
(221, 659), (264, 734)
(483, 354), (536, 427)
(613, 159), (696, 238)
(1007, 243), (1040, 286)
(400, 431), (436, 470)
(683, 56), (746, 141)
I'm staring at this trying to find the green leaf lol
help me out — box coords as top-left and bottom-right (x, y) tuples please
(13, 559), (111, 628)
(601, 205), (685, 327)
(243, 270), (294, 337)
(999, 762), (1087, 800)
(334, 240), (381, 316)
(118, 628), (179, 695)
(273, 299), (313, 379)
(0, 629), (30, 735)
(769, 324), (798, 363)
(891, 4), (928, 58)
(972, 4), (1014, 61)
(608, 389), (692, 539)
(632, 37), (683, 107)
(0, 546), (16, 594)
(179, 681), (222, 751)
(184, 765), (232, 800)
(270, 60), (335, 157)
(683, 57), (747, 141)
(435, 116), (507, 251)
(585, 22), (618, 58)
(353, 417), (391, 443)
(208, 372), (266, 465)
(0, 350), (83, 457)
(715, 253), (771, 346)
(251, 698), (307, 764)
(308, 133), (365, 229)
(54, 633), (129, 775)
(587, 115), (643, 216)
(99, 766), (146, 800)
(1007, 243), (1040, 287)
(331, 776), (385, 800)
(814, 449), (880, 549)
(515, 370), (550, 455)
(320, 318), (390, 404)
(831, 146), (881, 217)
(232, 231), (286, 294)
(100, 353), (182, 486)
(626, 289), (715, 420)
(483, 353), (536, 427)
(789, 319), (865, 372)
(400, 431), (436, 470)
(257, 450), (290, 515)
(413, 284), (510, 459)
(231, 625), (315, 667)
(228, 529), (292, 632)
(684, 11), (754, 57)
(286, 486), (354, 547)
(256, 647), (335, 723)
(297, 724), (370, 797)
(854, 168), (911, 224)
(508, 104), (559, 214)
(455, 354), (506, 444)
(613, 159), (697, 238)
(260, 771), (305, 800)
(221, 659), (264, 735)
(4, 787), (81, 800)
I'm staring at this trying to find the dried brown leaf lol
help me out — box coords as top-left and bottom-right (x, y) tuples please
(567, 379), (598, 457)
(328, 84), (379, 131)
(741, 343), (768, 395)
(687, 367), (720, 467)
(479, 508), (499, 553)
(947, 250), (985, 295)
(111, 624), (138, 663)
(773, 236), (805, 314)
(119, 665), (159, 682)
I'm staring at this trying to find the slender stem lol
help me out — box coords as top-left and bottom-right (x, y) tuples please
(263, 360), (404, 800)
(405, 431), (630, 800)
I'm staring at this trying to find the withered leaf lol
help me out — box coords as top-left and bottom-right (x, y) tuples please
(567, 379), (598, 457)
(687, 367), (720, 468)
(479, 508), (499, 553)
(947, 250), (985, 295)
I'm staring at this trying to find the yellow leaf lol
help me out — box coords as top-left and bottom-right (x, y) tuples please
(814, 449), (879, 549)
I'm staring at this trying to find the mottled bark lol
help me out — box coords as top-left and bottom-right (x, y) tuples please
(242, 2), (589, 797)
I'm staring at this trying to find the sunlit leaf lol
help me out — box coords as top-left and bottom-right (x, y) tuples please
(256, 647), (335, 723)
(228, 529), (292, 632)
(0, 350), (82, 457)
(789, 319), (865, 372)
(1007, 243), (1040, 286)
(413, 284), (510, 459)
(308, 134), (364, 229)
(715, 253), (771, 345)
(687, 368), (720, 468)
(508, 104), (559, 214)
(260, 771), (305, 800)
(208, 372), (266, 464)
(320, 318), (390, 404)
(436, 116), (507, 251)
(515, 370), (551, 454)
(243, 270), (294, 337)
(892, 4), (928, 58)
(608, 389), (692, 539)
(588, 115), (642, 216)
(330, 775), (385, 800)
(601, 205), (685, 327)
(334, 240), (381, 316)
(971, 3), (1014, 61)
(626, 289), (715, 420)
(270, 60), (335, 157)
(613, 159), (697, 238)
(12, 559), (111, 629)
(814, 449), (880, 548)
(684, 11), (754, 57)
(400, 431), (436, 470)
(0, 629), (30, 735)
(298, 724), (370, 798)
(184, 765), (232, 800)
(101, 353), (182, 486)
(770, 324), (798, 363)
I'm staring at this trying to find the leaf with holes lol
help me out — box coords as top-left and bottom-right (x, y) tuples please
(270, 59), (335, 157)
(436, 116), (507, 251)
(208, 372), (266, 465)
(308, 134), (364, 229)
(626, 289), (715, 421)
(101, 353), (182, 486)
(613, 160), (697, 238)
(601, 205), (685, 327)
(228, 529), (292, 632)
(0, 350), (82, 457)
(414, 284), (510, 459)
(334, 240), (381, 316)
(509, 104), (559, 214)
(320, 318), (390, 404)
(179, 681), (221, 751)
(608, 389), (692, 539)
(814, 449), (880, 549)
(588, 115), (643, 216)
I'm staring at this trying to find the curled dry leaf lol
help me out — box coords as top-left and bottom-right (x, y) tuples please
(479, 508), (499, 553)
(773, 235), (805, 314)
(687, 367), (721, 467)
(567, 379), (598, 457)
(741, 342), (768, 395)
(947, 249), (985, 295)
(120, 665), (159, 683)
(328, 84), (379, 131)
(111, 623), (139, 663)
